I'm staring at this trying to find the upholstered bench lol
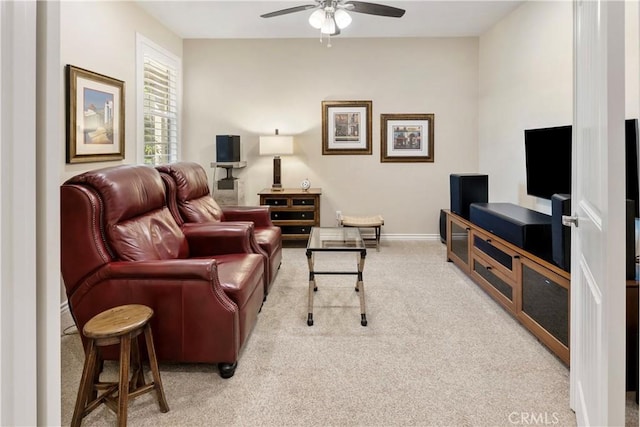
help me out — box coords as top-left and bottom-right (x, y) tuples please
(339, 215), (384, 251)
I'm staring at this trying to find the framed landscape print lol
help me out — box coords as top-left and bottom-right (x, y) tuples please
(322, 100), (372, 155)
(380, 113), (434, 163)
(66, 65), (125, 163)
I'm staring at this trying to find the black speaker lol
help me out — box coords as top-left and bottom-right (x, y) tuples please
(627, 199), (636, 280)
(216, 135), (240, 162)
(551, 194), (571, 272)
(439, 209), (447, 243)
(450, 174), (488, 220)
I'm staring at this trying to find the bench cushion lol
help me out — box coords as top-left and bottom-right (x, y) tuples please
(341, 215), (384, 227)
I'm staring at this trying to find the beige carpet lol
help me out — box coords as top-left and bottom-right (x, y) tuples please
(60, 241), (638, 426)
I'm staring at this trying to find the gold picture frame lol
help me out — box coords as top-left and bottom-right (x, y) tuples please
(322, 100), (372, 155)
(66, 65), (125, 163)
(380, 113), (434, 163)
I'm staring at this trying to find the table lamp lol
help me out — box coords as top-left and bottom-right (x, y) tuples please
(260, 129), (294, 191)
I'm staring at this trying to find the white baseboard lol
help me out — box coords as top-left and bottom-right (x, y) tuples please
(381, 234), (440, 241)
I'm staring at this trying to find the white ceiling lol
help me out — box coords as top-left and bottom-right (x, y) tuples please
(135, 0), (525, 39)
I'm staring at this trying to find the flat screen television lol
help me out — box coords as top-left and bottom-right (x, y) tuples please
(524, 125), (572, 200)
(525, 120), (639, 212)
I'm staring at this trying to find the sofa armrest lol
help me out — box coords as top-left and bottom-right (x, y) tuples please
(105, 259), (219, 280)
(68, 259), (240, 363)
(71, 259), (236, 312)
(222, 206), (274, 227)
(182, 222), (253, 256)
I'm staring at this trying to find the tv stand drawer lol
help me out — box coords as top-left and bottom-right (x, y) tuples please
(472, 229), (520, 281)
(471, 253), (517, 314)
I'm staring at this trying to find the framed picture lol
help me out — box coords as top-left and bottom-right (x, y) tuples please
(66, 65), (125, 163)
(322, 100), (372, 155)
(380, 113), (434, 163)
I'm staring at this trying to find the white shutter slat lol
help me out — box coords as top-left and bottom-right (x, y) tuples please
(142, 50), (178, 165)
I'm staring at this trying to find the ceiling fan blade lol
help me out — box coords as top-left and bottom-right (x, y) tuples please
(343, 1), (405, 18)
(260, 4), (318, 18)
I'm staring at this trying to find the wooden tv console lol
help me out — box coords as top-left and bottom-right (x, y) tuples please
(445, 210), (570, 364)
(446, 210), (639, 393)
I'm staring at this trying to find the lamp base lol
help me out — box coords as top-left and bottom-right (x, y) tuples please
(271, 156), (284, 191)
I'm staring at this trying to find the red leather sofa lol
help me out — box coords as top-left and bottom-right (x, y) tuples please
(60, 164), (265, 378)
(157, 162), (282, 295)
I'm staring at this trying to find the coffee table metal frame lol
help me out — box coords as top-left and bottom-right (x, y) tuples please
(305, 227), (368, 326)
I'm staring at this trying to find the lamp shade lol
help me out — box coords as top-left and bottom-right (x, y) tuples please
(259, 135), (294, 155)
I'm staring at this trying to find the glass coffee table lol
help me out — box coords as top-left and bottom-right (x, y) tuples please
(305, 227), (368, 326)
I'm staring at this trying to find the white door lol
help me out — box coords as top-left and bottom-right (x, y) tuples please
(570, 1), (626, 425)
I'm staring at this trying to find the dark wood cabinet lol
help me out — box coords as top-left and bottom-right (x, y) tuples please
(447, 210), (639, 387)
(446, 210), (570, 364)
(258, 188), (321, 241)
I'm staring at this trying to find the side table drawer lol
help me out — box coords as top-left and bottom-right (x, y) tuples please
(271, 211), (315, 221)
(262, 197), (289, 206)
(292, 198), (315, 206)
(281, 225), (313, 235)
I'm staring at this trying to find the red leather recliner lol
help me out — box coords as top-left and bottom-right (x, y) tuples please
(60, 164), (264, 378)
(156, 162), (282, 295)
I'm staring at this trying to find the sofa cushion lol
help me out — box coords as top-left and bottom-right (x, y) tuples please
(157, 162), (223, 222)
(66, 164), (189, 261)
(181, 196), (224, 224)
(111, 208), (189, 261)
(69, 164), (166, 224)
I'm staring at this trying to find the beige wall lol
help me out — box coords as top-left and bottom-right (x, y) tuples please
(479, 0), (639, 213)
(60, 1), (182, 181)
(478, 1), (573, 213)
(183, 37), (479, 236)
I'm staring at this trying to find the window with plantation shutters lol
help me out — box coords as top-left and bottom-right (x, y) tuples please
(136, 34), (181, 165)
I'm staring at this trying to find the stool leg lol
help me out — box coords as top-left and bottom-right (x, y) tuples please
(129, 336), (146, 391)
(90, 352), (104, 401)
(144, 324), (169, 412)
(117, 335), (131, 427)
(71, 339), (98, 427)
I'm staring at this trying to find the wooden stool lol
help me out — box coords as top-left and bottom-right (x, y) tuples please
(340, 214), (384, 251)
(71, 304), (169, 427)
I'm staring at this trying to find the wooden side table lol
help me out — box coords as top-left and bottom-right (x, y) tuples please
(258, 188), (321, 241)
(71, 304), (169, 427)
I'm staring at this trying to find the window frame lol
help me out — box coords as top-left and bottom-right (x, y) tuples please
(136, 33), (182, 165)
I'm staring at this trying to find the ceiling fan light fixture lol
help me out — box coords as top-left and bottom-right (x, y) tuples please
(320, 13), (336, 34)
(308, 9), (325, 29)
(334, 9), (352, 29)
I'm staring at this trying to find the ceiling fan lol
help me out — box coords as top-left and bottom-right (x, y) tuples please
(260, 0), (405, 40)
